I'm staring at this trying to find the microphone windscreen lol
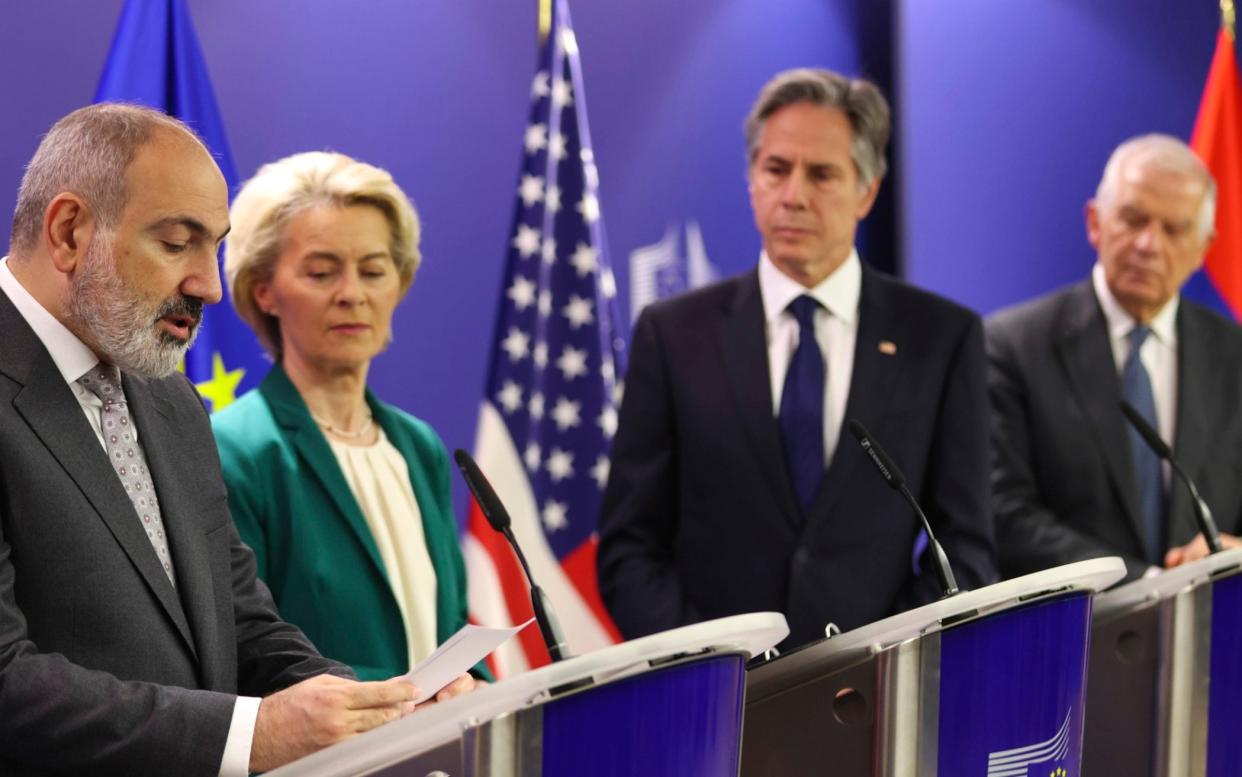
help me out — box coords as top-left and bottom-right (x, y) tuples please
(453, 449), (511, 531)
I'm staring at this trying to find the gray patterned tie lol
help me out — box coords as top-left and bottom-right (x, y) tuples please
(78, 364), (176, 586)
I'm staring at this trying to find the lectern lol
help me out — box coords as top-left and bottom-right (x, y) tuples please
(743, 558), (1125, 776)
(1084, 546), (1242, 777)
(266, 612), (787, 777)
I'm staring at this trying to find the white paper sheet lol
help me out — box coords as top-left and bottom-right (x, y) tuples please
(397, 619), (534, 703)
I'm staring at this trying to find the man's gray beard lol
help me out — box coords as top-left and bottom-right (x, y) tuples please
(67, 239), (199, 379)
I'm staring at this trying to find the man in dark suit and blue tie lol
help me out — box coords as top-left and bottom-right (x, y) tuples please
(597, 68), (997, 650)
(0, 104), (459, 776)
(987, 134), (1242, 584)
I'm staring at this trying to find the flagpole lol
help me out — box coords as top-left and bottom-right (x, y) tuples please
(539, 0), (551, 43)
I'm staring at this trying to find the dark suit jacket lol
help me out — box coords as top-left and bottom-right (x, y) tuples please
(986, 280), (1242, 582)
(213, 366), (487, 682)
(0, 289), (347, 776)
(597, 266), (997, 649)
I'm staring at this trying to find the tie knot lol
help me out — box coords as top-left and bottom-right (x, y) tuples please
(77, 364), (124, 405)
(788, 295), (821, 329)
(1127, 325), (1151, 355)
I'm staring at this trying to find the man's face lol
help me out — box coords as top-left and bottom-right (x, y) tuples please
(748, 102), (880, 288)
(1087, 160), (1210, 323)
(68, 130), (229, 378)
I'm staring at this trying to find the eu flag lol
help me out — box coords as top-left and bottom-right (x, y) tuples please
(95, 0), (264, 411)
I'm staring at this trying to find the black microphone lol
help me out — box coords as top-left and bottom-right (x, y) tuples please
(1119, 401), (1223, 555)
(453, 449), (573, 662)
(847, 419), (961, 598)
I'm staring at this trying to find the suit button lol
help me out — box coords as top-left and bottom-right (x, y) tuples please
(793, 547), (810, 567)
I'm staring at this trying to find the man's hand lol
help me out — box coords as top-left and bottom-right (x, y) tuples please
(1164, 532), (1241, 569)
(249, 675), (419, 772)
(421, 672), (479, 707)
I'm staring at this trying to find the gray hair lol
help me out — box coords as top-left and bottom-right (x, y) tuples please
(744, 67), (891, 190)
(1095, 133), (1217, 243)
(225, 151), (422, 360)
(10, 103), (206, 255)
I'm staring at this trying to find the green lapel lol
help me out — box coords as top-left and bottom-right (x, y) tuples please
(258, 366), (391, 586)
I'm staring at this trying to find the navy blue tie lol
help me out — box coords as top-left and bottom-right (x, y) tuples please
(1121, 325), (1165, 563)
(780, 295), (825, 513)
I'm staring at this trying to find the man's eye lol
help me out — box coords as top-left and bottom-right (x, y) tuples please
(162, 241), (187, 253)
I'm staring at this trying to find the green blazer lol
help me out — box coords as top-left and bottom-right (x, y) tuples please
(212, 366), (485, 681)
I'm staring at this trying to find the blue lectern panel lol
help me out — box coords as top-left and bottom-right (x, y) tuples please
(1208, 572), (1242, 777)
(938, 593), (1091, 775)
(541, 653), (746, 777)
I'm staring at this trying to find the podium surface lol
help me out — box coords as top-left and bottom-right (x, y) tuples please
(745, 558), (1126, 777)
(1086, 547), (1242, 777)
(268, 612), (787, 777)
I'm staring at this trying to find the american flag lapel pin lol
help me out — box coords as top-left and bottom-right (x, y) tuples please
(878, 340), (897, 356)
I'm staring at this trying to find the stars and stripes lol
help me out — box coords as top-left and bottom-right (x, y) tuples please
(464, 0), (625, 677)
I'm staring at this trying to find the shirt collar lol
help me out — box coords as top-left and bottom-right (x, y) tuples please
(0, 257), (101, 383)
(1091, 262), (1179, 346)
(759, 248), (861, 326)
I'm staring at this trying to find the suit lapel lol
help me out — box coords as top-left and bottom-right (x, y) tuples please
(809, 268), (903, 520)
(260, 368), (391, 585)
(1054, 282), (1146, 544)
(125, 375), (204, 665)
(0, 291), (196, 656)
(716, 272), (802, 528)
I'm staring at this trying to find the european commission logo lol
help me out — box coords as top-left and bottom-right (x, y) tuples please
(986, 710), (1072, 776)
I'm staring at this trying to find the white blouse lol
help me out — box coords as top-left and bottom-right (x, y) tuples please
(327, 427), (439, 669)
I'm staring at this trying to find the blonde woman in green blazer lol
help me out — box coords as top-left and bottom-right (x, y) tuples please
(212, 151), (486, 685)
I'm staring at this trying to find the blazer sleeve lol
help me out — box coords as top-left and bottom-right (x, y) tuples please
(906, 313), (998, 604)
(986, 319), (1148, 580)
(597, 307), (703, 638)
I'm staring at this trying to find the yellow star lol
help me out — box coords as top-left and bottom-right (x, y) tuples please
(195, 352), (246, 413)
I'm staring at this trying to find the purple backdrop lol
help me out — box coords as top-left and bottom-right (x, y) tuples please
(0, 0), (1224, 520)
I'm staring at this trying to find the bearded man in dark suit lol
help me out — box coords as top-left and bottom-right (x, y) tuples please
(0, 104), (459, 776)
(597, 69), (997, 650)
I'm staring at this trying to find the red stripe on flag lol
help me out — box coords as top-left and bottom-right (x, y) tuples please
(560, 537), (623, 643)
(467, 499), (552, 668)
(1192, 27), (1242, 319)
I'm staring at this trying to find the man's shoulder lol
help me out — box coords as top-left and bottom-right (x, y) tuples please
(984, 281), (1090, 344)
(1182, 297), (1242, 341)
(640, 272), (753, 323)
(866, 270), (980, 326)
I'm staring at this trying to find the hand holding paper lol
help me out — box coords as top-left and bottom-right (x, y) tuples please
(397, 619), (534, 704)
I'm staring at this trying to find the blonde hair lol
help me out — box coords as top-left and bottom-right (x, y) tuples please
(225, 151), (421, 359)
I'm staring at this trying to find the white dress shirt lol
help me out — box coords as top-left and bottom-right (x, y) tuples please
(0, 257), (260, 777)
(1091, 262), (1179, 484)
(759, 249), (861, 468)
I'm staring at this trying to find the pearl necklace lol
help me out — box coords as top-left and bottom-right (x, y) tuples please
(310, 411), (374, 440)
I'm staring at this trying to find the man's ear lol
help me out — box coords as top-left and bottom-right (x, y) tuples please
(44, 193), (98, 274)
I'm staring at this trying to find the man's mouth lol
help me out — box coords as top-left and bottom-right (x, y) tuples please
(159, 312), (198, 341)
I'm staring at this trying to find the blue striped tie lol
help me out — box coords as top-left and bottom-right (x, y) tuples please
(1121, 325), (1165, 563)
(780, 295), (825, 515)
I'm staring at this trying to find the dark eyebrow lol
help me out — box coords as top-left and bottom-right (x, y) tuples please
(148, 216), (230, 243)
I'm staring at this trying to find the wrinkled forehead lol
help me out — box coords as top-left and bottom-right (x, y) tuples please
(120, 130), (230, 235)
(1111, 158), (1207, 211)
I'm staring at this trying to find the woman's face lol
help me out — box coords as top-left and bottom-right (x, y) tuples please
(255, 204), (404, 375)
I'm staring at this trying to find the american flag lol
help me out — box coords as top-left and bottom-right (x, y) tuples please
(464, 0), (625, 677)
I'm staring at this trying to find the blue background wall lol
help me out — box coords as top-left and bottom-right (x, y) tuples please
(0, 0), (1224, 514)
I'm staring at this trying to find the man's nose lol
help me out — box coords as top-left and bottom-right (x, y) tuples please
(183, 248), (223, 304)
(779, 169), (810, 208)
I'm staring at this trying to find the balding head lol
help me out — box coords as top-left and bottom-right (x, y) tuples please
(9, 103), (212, 258)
